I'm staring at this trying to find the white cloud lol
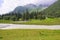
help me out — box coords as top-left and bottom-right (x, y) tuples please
(0, 0), (57, 14)
(37, 0), (57, 4)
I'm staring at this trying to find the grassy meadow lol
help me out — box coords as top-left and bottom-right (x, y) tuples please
(0, 18), (60, 25)
(13, 18), (60, 25)
(0, 29), (60, 40)
(0, 20), (13, 23)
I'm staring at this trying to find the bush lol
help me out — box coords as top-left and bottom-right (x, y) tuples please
(3, 16), (10, 20)
(40, 15), (46, 20)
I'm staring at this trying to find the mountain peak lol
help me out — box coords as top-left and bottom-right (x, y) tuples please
(24, 4), (37, 8)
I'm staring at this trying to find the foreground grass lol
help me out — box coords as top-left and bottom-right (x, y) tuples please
(14, 18), (60, 25)
(0, 29), (60, 40)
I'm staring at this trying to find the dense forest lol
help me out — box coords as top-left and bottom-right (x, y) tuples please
(0, 0), (60, 21)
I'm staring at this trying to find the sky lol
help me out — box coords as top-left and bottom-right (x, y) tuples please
(0, 0), (57, 15)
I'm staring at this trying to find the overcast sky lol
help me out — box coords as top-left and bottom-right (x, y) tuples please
(0, 0), (57, 14)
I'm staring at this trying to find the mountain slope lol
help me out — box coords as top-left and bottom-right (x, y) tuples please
(13, 6), (26, 13)
(24, 4), (37, 9)
(43, 0), (60, 18)
(13, 4), (47, 13)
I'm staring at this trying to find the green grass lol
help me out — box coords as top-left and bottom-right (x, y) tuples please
(13, 18), (60, 25)
(0, 20), (13, 24)
(0, 29), (60, 40)
(0, 18), (60, 25)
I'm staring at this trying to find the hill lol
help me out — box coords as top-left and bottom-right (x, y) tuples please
(43, 0), (60, 18)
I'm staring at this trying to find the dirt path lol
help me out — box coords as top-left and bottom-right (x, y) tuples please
(0, 24), (60, 30)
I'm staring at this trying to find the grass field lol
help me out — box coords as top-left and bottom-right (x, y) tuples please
(0, 29), (60, 40)
(13, 18), (60, 25)
(0, 18), (60, 25)
(0, 20), (13, 24)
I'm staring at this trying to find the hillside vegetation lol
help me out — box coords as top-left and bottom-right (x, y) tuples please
(43, 0), (60, 18)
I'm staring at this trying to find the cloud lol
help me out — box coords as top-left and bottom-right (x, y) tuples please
(38, 0), (57, 5)
(0, 0), (21, 14)
(0, 0), (3, 7)
(0, 0), (57, 14)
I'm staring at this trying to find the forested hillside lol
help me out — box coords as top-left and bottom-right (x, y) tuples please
(43, 0), (60, 18)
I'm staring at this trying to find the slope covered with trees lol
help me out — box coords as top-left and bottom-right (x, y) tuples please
(43, 0), (60, 18)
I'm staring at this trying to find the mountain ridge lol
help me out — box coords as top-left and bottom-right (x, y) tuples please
(13, 4), (48, 13)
